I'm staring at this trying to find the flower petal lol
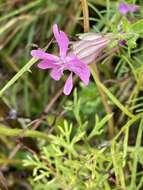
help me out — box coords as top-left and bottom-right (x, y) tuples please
(37, 60), (58, 69)
(79, 33), (104, 40)
(118, 3), (139, 15)
(50, 68), (63, 81)
(53, 24), (61, 42)
(119, 40), (126, 46)
(53, 24), (69, 57)
(31, 50), (58, 61)
(72, 39), (108, 55)
(63, 73), (73, 95)
(79, 53), (100, 64)
(118, 3), (129, 14)
(66, 55), (90, 85)
(128, 4), (140, 13)
(73, 42), (107, 61)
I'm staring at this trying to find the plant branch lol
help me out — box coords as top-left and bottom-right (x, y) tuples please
(0, 125), (50, 141)
(90, 63), (134, 118)
(81, 0), (115, 139)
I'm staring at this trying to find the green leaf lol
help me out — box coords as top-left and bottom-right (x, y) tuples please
(88, 114), (113, 139)
(122, 17), (130, 32)
(131, 19), (143, 36)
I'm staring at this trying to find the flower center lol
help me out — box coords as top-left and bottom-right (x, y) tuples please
(59, 57), (66, 64)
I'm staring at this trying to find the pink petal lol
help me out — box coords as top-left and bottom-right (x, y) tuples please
(74, 42), (107, 60)
(66, 55), (90, 86)
(53, 24), (61, 42)
(79, 53), (99, 64)
(53, 24), (69, 57)
(128, 4), (140, 13)
(37, 60), (58, 69)
(31, 50), (58, 61)
(79, 33), (103, 40)
(59, 31), (69, 57)
(118, 3), (139, 14)
(72, 39), (108, 56)
(63, 73), (73, 95)
(50, 68), (63, 81)
(118, 3), (129, 14)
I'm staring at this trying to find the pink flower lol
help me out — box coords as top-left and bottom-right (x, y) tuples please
(119, 39), (126, 46)
(118, 2), (140, 15)
(31, 24), (90, 95)
(72, 33), (111, 64)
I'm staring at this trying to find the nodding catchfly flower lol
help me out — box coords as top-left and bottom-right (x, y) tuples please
(31, 24), (90, 95)
(72, 32), (114, 64)
(118, 2), (140, 15)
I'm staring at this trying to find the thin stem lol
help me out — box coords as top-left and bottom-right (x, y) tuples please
(0, 57), (37, 97)
(0, 0), (42, 22)
(0, 39), (52, 98)
(130, 119), (143, 189)
(90, 63), (134, 118)
(81, 0), (90, 32)
(0, 124), (50, 141)
(81, 0), (114, 139)
(0, 171), (8, 190)
(92, 64), (114, 138)
(113, 113), (142, 142)
(111, 141), (119, 185)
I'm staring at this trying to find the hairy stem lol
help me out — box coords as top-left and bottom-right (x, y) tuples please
(0, 124), (50, 141)
(81, 0), (114, 139)
(90, 63), (134, 118)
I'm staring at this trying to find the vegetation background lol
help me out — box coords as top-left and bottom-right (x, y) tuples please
(0, 0), (143, 189)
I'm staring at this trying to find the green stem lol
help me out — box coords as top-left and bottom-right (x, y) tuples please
(89, 63), (134, 118)
(122, 55), (138, 83)
(0, 125), (50, 141)
(0, 58), (37, 97)
(111, 141), (126, 188)
(0, 0), (42, 22)
(0, 159), (21, 165)
(113, 113), (142, 141)
(81, 0), (114, 139)
(130, 119), (143, 189)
